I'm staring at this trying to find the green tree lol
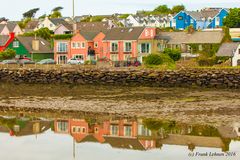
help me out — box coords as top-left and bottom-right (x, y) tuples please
(153, 5), (171, 14)
(223, 8), (240, 28)
(23, 8), (40, 18)
(171, 5), (185, 14)
(50, 6), (63, 18)
(22, 28), (52, 40)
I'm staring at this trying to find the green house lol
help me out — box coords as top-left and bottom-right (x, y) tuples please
(8, 36), (54, 62)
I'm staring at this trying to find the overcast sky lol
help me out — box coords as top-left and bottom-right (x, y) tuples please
(1, 0), (240, 20)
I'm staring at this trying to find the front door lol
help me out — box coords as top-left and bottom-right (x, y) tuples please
(58, 55), (67, 64)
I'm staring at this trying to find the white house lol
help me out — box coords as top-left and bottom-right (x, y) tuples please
(36, 17), (70, 31)
(216, 42), (240, 67)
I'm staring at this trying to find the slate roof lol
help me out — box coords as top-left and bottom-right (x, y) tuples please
(76, 22), (112, 33)
(0, 24), (7, 33)
(25, 20), (39, 30)
(155, 31), (224, 44)
(6, 22), (17, 32)
(103, 136), (145, 150)
(160, 134), (225, 149)
(16, 36), (53, 53)
(79, 31), (100, 41)
(49, 18), (70, 26)
(185, 9), (221, 21)
(216, 42), (240, 57)
(0, 35), (9, 46)
(104, 27), (145, 40)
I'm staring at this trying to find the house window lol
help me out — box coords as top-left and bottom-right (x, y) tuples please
(57, 42), (68, 52)
(81, 42), (85, 48)
(110, 42), (118, 52)
(138, 125), (152, 136)
(110, 125), (119, 136)
(82, 127), (86, 133)
(124, 126), (132, 137)
(95, 127), (99, 133)
(157, 43), (164, 52)
(13, 41), (19, 48)
(124, 54), (131, 61)
(124, 42), (132, 52)
(178, 16), (183, 20)
(57, 121), (68, 132)
(190, 19), (194, 24)
(94, 42), (98, 48)
(72, 127), (77, 133)
(110, 54), (119, 61)
(140, 43), (151, 53)
(72, 42), (80, 49)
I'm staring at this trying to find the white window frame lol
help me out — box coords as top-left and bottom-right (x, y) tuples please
(57, 42), (68, 52)
(124, 54), (131, 61)
(94, 42), (98, 48)
(110, 41), (118, 52)
(110, 54), (119, 61)
(140, 43), (151, 54)
(124, 41), (132, 52)
(110, 125), (119, 136)
(81, 42), (85, 49)
(13, 41), (19, 48)
(124, 126), (132, 137)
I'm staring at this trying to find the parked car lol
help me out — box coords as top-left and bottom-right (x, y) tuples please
(0, 59), (18, 64)
(20, 59), (35, 64)
(67, 58), (84, 64)
(37, 59), (56, 64)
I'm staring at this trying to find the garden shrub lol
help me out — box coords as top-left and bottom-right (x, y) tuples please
(163, 48), (181, 61)
(144, 54), (163, 65)
(197, 56), (216, 66)
(0, 49), (16, 60)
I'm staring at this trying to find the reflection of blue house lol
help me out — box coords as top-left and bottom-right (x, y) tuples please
(171, 8), (229, 30)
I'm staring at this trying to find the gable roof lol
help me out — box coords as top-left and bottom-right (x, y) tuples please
(155, 31), (224, 44)
(0, 35), (10, 46)
(104, 27), (145, 40)
(25, 20), (39, 30)
(0, 24), (8, 33)
(16, 36), (53, 53)
(79, 31), (100, 41)
(6, 22), (17, 32)
(216, 42), (240, 57)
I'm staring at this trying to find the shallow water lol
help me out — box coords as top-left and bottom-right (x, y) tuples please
(0, 113), (239, 160)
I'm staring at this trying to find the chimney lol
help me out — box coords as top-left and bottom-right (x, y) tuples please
(73, 22), (77, 34)
(9, 32), (15, 39)
(32, 37), (40, 51)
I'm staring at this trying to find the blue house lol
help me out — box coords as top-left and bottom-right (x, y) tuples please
(171, 8), (229, 30)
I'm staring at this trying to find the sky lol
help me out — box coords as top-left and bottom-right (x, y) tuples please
(1, 0), (240, 20)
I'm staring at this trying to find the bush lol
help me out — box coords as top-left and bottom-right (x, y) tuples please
(163, 48), (181, 61)
(144, 54), (163, 65)
(0, 49), (16, 60)
(197, 56), (216, 66)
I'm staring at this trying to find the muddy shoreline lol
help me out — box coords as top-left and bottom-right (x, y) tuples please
(0, 83), (240, 126)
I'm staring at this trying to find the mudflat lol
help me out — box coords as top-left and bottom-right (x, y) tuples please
(0, 83), (239, 126)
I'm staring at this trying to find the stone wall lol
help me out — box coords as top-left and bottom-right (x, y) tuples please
(1, 68), (240, 88)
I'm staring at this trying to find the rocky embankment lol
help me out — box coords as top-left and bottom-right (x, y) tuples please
(1, 68), (240, 88)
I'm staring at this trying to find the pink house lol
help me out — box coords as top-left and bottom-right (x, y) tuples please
(102, 27), (156, 62)
(54, 31), (105, 64)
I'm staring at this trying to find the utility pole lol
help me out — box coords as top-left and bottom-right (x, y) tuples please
(72, 0), (75, 19)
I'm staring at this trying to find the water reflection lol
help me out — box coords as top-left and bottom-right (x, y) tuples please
(0, 114), (239, 160)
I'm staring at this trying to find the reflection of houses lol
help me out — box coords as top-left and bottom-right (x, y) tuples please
(54, 118), (238, 152)
(0, 117), (52, 137)
(233, 123), (240, 137)
(54, 118), (158, 150)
